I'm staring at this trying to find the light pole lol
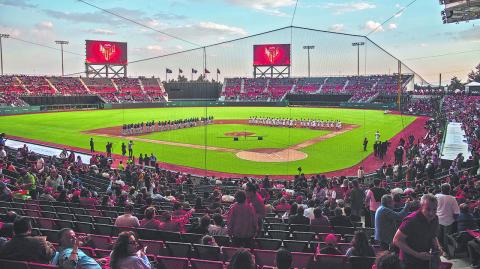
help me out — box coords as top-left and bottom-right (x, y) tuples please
(303, 45), (315, 77)
(55, 40), (69, 76)
(352, 42), (365, 76)
(0, 34), (10, 76)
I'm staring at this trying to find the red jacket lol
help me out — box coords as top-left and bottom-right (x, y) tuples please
(227, 202), (258, 238)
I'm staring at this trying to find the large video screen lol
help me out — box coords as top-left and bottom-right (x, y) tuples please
(253, 44), (290, 66)
(86, 40), (127, 65)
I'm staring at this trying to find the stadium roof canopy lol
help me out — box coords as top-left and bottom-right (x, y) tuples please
(440, 0), (480, 23)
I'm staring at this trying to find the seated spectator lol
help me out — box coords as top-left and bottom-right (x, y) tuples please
(275, 248), (292, 269)
(139, 207), (162, 230)
(0, 211), (17, 238)
(288, 206), (310, 225)
(194, 197), (207, 212)
(344, 206), (361, 222)
(0, 182), (12, 201)
(310, 207), (330, 226)
(110, 231), (151, 269)
(303, 200), (316, 219)
(346, 231), (375, 257)
(38, 187), (56, 202)
(0, 217), (55, 263)
(375, 251), (401, 269)
(188, 215), (211, 235)
(53, 228), (101, 268)
(457, 203), (479, 232)
(275, 197), (291, 212)
(201, 235), (218, 246)
(114, 204), (140, 228)
(208, 213), (228, 236)
(172, 202), (187, 217)
(282, 203), (298, 221)
(329, 207), (353, 227)
(228, 249), (256, 269)
(318, 234), (342, 255)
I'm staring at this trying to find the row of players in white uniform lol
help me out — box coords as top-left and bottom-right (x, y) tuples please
(248, 117), (343, 129)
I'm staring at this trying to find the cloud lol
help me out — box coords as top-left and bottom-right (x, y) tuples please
(224, 0), (295, 16)
(0, 0), (36, 9)
(86, 28), (115, 35)
(456, 27), (480, 42)
(388, 23), (397, 30)
(154, 12), (188, 21)
(197, 22), (247, 36)
(35, 21), (54, 30)
(323, 2), (376, 14)
(329, 24), (345, 32)
(420, 43), (428, 47)
(146, 45), (164, 52)
(364, 20), (384, 32)
(0, 25), (21, 37)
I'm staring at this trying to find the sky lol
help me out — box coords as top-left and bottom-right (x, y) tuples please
(0, 0), (479, 84)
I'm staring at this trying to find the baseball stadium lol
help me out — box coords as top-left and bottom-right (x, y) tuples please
(0, 1), (479, 269)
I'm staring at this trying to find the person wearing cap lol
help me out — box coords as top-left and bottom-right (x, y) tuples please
(318, 234), (342, 255)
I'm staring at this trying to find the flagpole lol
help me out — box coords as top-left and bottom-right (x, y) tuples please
(191, 70), (193, 81)
(216, 70), (218, 82)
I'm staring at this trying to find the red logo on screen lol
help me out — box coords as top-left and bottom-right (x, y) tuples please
(265, 46), (280, 64)
(85, 40), (127, 65)
(100, 44), (116, 61)
(253, 44), (290, 66)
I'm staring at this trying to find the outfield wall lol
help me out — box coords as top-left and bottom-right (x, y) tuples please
(110, 101), (288, 109)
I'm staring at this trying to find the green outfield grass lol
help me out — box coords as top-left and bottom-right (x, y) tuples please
(0, 107), (416, 175)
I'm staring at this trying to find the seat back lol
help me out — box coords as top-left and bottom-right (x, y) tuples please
(157, 255), (189, 269)
(291, 252), (314, 269)
(193, 244), (221, 261)
(314, 254), (346, 269)
(139, 239), (166, 256)
(283, 240), (309, 252)
(256, 238), (282, 250)
(253, 249), (277, 267)
(348, 256), (376, 269)
(190, 258), (223, 269)
(28, 262), (59, 269)
(89, 234), (113, 250)
(165, 241), (192, 257)
(0, 259), (29, 269)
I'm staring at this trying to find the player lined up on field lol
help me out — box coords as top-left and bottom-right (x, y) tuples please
(248, 117), (342, 129)
(121, 116), (214, 135)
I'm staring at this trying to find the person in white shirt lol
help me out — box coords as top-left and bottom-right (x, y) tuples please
(435, 183), (460, 251)
(375, 131), (381, 141)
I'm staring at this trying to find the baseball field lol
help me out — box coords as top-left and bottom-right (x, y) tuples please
(0, 107), (416, 175)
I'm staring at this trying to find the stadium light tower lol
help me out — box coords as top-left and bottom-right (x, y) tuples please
(352, 42), (365, 76)
(0, 34), (10, 76)
(303, 45), (315, 77)
(55, 40), (69, 76)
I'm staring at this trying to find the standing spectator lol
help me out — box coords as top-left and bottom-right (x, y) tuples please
(275, 248), (293, 269)
(375, 194), (410, 250)
(375, 251), (401, 269)
(227, 190), (258, 248)
(435, 183), (460, 250)
(348, 179), (364, 219)
(53, 228), (101, 268)
(128, 140), (134, 158)
(114, 204), (140, 228)
(246, 183), (265, 229)
(363, 138), (368, 151)
(468, 237), (480, 269)
(0, 217), (55, 263)
(89, 138), (94, 153)
(110, 231), (151, 269)
(393, 194), (442, 269)
(365, 179), (388, 228)
(346, 231), (375, 257)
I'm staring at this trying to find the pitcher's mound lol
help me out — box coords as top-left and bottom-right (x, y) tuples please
(225, 132), (255, 137)
(236, 148), (307, 162)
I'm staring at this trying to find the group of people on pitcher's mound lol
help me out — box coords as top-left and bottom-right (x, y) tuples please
(121, 116), (214, 135)
(248, 116), (343, 130)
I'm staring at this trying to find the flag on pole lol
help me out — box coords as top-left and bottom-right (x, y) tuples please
(205, 68), (210, 74)
(166, 68), (172, 73)
(179, 68), (183, 73)
(192, 68), (197, 74)
(217, 68), (221, 74)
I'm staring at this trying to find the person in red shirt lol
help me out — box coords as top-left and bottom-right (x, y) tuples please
(227, 190), (257, 248)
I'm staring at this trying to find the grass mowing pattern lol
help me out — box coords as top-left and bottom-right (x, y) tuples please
(0, 107), (416, 175)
